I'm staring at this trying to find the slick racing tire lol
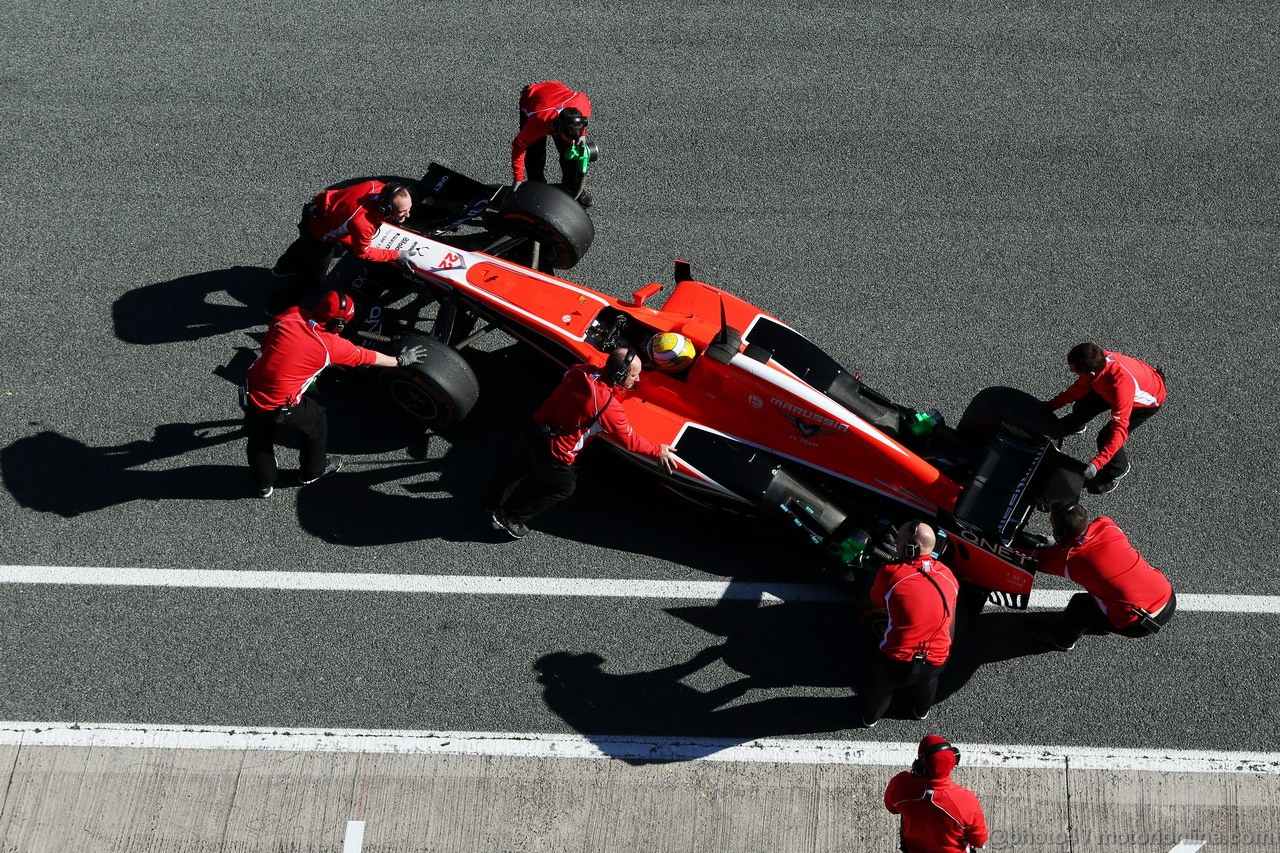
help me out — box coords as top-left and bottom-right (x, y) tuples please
(380, 335), (479, 431)
(498, 181), (594, 269)
(957, 386), (1066, 444)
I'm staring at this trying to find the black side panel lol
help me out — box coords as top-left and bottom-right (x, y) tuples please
(672, 428), (781, 500)
(744, 318), (903, 434)
(673, 426), (854, 548)
(743, 318), (843, 387)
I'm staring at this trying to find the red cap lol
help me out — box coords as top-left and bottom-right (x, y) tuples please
(917, 734), (959, 780)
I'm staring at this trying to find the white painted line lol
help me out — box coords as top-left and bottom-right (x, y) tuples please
(0, 566), (834, 603)
(1167, 842), (1206, 853)
(0, 565), (1277, 613)
(1, 723), (1277, 776)
(342, 821), (365, 853)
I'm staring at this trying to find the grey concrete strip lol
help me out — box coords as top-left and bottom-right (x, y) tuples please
(2, 745), (1277, 852)
(1064, 768), (1280, 853)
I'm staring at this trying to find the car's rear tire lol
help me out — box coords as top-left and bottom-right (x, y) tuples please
(498, 182), (594, 269)
(380, 335), (479, 431)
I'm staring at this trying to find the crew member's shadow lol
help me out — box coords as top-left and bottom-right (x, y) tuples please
(1, 421), (246, 517)
(536, 597), (870, 763)
(536, 587), (1060, 760)
(114, 266), (275, 345)
(936, 609), (1059, 701)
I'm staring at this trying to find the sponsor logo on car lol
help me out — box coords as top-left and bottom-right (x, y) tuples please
(947, 524), (1035, 572)
(770, 397), (850, 438)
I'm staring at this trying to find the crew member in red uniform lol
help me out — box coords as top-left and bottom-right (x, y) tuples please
(1028, 502), (1176, 651)
(862, 522), (960, 726)
(885, 735), (989, 853)
(485, 346), (676, 539)
(244, 291), (425, 497)
(512, 81), (594, 204)
(268, 180), (416, 313)
(1046, 342), (1167, 495)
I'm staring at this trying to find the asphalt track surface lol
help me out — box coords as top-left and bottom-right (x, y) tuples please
(1, 0), (1278, 767)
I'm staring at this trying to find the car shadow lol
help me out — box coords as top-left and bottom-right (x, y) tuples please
(113, 266), (278, 345)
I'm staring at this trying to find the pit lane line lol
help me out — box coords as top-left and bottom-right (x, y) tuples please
(0, 722), (1276, 774)
(0, 565), (1277, 613)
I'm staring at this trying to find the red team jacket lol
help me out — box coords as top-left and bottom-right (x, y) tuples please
(870, 557), (960, 666)
(305, 180), (400, 264)
(247, 308), (380, 410)
(1036, 516), (1173, 630)
(1049, 350), (1166, 469)
(532, 365), (661, 465)
(885, 771), (989, 853)
(511, 81), (592, 182)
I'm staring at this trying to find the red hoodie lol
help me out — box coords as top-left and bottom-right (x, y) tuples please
(532, 365), (660, 465)
(305, 180), (400, 263)
(511, 81), (592, 182)
(247, 307), (380, 410)
(869, 557), (959, 666)
(1049, 350), (1166, 469)
(885, 736), (989, 853)
(1036, 516), (1173, 630)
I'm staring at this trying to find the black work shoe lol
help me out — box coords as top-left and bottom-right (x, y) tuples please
(860, 712), (879, 729)
(910, 708), (930, 721)
(576, 190), (594, 208)
(1030, 621), (1078, 652)
(300, 456), (343, 485)
(257, 486), (274, 498)
(491, 509), (529, 539)
(1086, 463), (1130, 495)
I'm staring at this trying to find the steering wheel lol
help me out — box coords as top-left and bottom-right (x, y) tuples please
(600, 314), (629, 351)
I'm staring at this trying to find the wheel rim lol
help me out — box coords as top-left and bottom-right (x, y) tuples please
(387, 377), (445, 424)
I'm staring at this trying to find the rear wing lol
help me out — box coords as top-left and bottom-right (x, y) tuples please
(942, 429), (1086, 607)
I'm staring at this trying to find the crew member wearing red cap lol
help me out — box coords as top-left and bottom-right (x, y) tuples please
(862, 521), (960, 726)
(244, 291), (425, 497)
(1046, 342), (1167, 495)
(885, 735), (989, 853)
(1027, 502), (1176, 651)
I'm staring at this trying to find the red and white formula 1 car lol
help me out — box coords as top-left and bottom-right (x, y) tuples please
(336, 164), (1084, 606)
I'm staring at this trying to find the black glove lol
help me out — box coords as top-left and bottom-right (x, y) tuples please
(396, 345), (428, 367)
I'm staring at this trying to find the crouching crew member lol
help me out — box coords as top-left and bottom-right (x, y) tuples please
(269, 180), (416, 313)
(512, 80), (594, 204)
(1045, 342), (1167, 495)
(1028, 502), (1176, 651)
(885, 735), (989, 853)
(485, 347), (676, 539)
(862, 522), (960, 726)
(244, 291), (425, 497)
